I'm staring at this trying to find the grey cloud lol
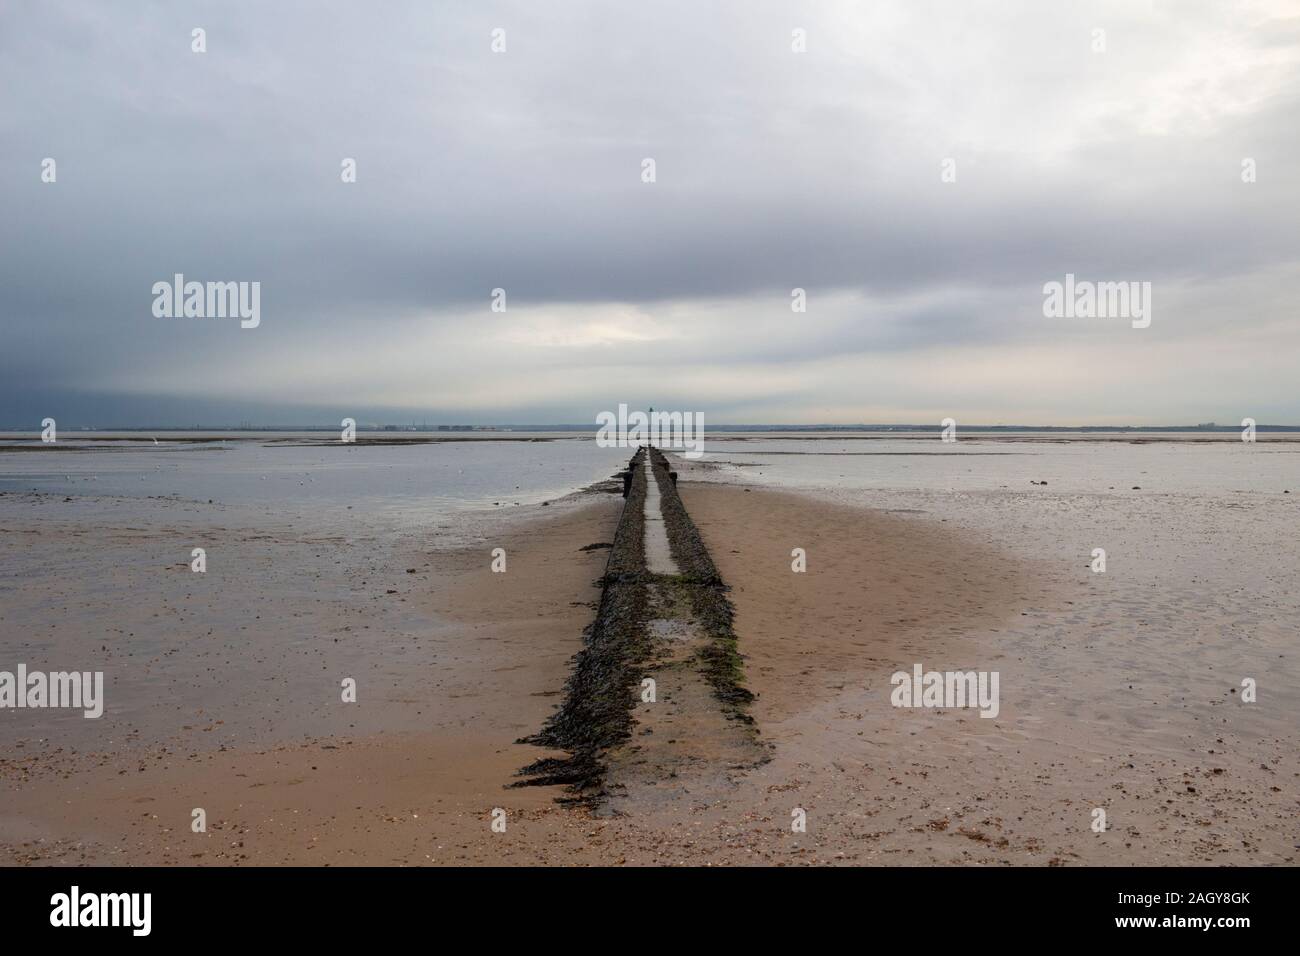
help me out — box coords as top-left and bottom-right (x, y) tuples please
(2, 0), (1298, 424)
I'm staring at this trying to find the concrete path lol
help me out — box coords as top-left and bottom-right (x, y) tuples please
(600, 451), (764, 817)
(642, 456), (679, 575)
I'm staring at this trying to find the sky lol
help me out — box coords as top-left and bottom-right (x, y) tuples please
(2, 0), (1299, 427)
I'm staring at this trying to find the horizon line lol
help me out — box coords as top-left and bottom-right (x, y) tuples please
(5, 423), (1300, 434)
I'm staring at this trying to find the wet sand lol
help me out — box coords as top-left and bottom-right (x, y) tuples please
(2, 477), (1294, 865)
(0, 490), (621, 864)
(676, 484), (1297, 864)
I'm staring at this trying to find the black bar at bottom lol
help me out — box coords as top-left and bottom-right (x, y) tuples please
(0, 865), (1281, 942)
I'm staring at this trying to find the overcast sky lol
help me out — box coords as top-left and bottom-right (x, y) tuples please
(2, 0), (1299, 426)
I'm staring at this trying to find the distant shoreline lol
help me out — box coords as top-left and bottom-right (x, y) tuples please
(4, 423), (1300, 435)
(4, 428), (1300, 448)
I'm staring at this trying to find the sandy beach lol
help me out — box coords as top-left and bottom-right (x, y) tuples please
(3, 438), (1292, 865)
(0, 482), (621, 864)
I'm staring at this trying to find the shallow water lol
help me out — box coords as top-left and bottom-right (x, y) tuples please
(0, 437), (629, 537)
(691, 435), (1300, 496)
